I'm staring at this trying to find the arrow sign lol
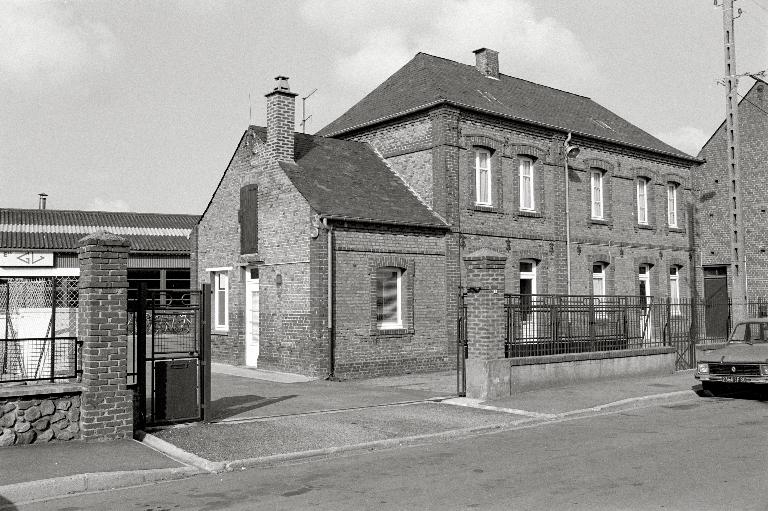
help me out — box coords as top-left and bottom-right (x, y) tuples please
(0, 251), (54, 267)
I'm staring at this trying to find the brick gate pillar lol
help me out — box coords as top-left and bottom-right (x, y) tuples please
(463, 248), (507, 399)
(78, 231), (133, 440)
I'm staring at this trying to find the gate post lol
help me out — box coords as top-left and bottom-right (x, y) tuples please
(463, 248), (507, 400)
(78, 231), (133, 441)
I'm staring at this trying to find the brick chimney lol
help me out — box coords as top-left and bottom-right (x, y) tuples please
(265, 76), (298, 162)
(473, 48), (499, 79)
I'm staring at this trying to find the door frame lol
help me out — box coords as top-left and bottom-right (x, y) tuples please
(245, 267), (260, 367)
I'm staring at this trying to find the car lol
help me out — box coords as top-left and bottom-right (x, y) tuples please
(695, 318), (768, 395)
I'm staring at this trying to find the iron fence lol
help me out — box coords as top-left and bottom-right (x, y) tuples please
(0, 277), (81, 383)
(505, 294), (660, 358)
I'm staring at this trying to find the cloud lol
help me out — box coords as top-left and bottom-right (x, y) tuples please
(300, 0), (599, 95)
(87, 198), (130, 212)
(655, 126), (708, 157)
(0, 2), (118, 86)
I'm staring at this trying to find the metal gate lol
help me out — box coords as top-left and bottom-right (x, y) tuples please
(130, 284), (211, 427)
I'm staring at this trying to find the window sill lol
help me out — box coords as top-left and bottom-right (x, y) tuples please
(589, 218), (611, 226)
(373, 328), (414, 337)
(212, 330), (229, 336)
(518, 210), (542, 218)
(668, 226), (685, 234)
(471, 204), (502, 214)
(636, 223), (654, 231)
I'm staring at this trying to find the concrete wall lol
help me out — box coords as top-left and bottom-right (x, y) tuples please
(467, 348), (677, 400)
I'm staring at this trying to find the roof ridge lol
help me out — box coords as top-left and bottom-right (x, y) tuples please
(415, 51), (593, 101)
(0, 208), (198, 218)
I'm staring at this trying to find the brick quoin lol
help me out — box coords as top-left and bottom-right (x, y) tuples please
(77, 231), (133, 441)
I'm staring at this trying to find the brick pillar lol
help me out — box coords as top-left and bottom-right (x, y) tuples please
(78, 231), (133, 441)
(464, 248), (507, 399)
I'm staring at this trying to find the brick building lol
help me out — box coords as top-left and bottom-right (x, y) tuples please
(319, 48), (702, 369)
(195, 49), (702, 379)
(193, 77), (448, 378)
(695, 79), (768, 308)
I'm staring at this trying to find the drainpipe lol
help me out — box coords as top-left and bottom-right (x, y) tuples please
(564, 134), (573, 296)
(563, 133), (580, 296)
(323, 218), (335, 378)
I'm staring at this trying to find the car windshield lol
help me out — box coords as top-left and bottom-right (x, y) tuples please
(730, 322), (768, 344)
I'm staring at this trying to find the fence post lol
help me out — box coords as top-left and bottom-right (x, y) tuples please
(463, 248), (507, 400)
(78, 231), (133, 441)
(50, 277), (57, 382)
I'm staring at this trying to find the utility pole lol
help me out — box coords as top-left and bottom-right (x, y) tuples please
(721, 0), (748, 319)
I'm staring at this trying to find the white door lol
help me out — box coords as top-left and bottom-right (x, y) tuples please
(639, 265), (652, 342)
(245, 268), (260, 367)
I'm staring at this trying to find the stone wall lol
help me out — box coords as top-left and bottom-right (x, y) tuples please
(0, 389), (82, 445)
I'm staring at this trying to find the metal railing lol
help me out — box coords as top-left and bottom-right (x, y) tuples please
(505, 294), (660, 358)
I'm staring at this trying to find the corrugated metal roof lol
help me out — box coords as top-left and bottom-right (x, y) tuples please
(318, 52), (698, 162)
(0, 209), (198, 253)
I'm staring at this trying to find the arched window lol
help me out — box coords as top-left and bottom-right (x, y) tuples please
(637, 178), (649, 225)
(519, 157), (535, 211)
(376, 267), (403, 329)
(667, 183), (679, 227)
(475, 148), (492, 206)
(591, 170), (604, 220)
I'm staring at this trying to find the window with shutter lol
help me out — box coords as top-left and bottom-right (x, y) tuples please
(240, 184), (259, 254)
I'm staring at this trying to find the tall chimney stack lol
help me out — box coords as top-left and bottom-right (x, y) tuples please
(265, 75), (298, 162)
(473, 48), (499, 79)
(38, 193), (47, 210)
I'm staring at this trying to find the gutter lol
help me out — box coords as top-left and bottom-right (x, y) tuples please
(319, 214), (449, 230)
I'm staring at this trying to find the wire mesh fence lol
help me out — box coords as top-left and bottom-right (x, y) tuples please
(0, 277), (80, 382)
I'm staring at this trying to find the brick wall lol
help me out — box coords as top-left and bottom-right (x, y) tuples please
(331, 223), (448, 378)
(340, 107), (697, 304)
(696, 81), (768, 300)
(197, 128), (321, 374)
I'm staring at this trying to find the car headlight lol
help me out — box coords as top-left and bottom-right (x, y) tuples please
(761, 365), (768, 376)
(697, 363), (709, 374)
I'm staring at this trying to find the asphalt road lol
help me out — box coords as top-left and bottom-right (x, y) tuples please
(14, 392), (768, 511)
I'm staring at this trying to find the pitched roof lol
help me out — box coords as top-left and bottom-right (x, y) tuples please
(251, 127), (446, 228)
(318, 52), (698, 162)
(0, 208), (199, 253)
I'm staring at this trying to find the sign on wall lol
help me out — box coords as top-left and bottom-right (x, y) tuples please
(0, 251), (54, 267)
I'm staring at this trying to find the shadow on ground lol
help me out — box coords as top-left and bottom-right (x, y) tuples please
(0, 493), (17, 511)
(211, 394), (297, 420)
(694, 382), (768, 402)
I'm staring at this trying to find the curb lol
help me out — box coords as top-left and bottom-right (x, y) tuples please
(555, 390), (699, 419)
(223, 422), (518, 471)
(0, 466), (201, 508)
(139, 432), (226, 473)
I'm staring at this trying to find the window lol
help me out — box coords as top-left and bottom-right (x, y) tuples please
(591, 170), (604, 219)
(519, 158), (535, 211)
(213, 271), (229, 331)
(475, 149), (492, 206)
(376, 267), (402, 329)
(592, 263), (606, 296)
(667, 183), (678, 227)
(670, 266), (681, 315)
(637, 178), (648, 225)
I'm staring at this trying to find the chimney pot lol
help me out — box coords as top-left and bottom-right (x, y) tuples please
(38, 193), (47, 210)
(473, 48), (499, 79)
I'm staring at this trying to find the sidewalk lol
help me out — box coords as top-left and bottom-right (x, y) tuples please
(0, 367), (701, 507)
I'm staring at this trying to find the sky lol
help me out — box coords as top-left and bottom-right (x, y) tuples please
(2, 0), (767, 215)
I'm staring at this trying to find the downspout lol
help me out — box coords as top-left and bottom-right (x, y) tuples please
(323, 218), (335, 378)
(564, 132), (573, 296)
